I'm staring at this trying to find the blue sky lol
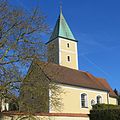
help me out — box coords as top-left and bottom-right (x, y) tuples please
(10, 0), (120, 90)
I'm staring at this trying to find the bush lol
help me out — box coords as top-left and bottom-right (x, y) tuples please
(92, 103), (120, 110)
(90, 104), (120, 120)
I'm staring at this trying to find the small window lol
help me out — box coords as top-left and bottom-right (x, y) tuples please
(81, 93), (88, 108)
(91, 99), (95, 106)
(67, 56), (70, 62)
(67, 43), (70, 48)
(97, 96), (102, 104)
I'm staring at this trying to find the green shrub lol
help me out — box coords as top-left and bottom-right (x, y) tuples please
(90, 104), (120, 120)
(92, 103), (120, 110)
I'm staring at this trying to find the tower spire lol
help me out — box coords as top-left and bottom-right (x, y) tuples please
(60, 0), (62, 14)
(48, 1), (76, 42)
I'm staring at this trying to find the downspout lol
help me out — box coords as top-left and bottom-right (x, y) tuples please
(107, 90), (110, 104)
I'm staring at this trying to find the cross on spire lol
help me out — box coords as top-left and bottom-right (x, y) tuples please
(60, 0), (62, 13)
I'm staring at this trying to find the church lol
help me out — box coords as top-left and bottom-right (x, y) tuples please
(19, 9), (118, 120)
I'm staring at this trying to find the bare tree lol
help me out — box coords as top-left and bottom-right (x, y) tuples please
(0, 0), (49, 111)
(0, 0), (63, 115)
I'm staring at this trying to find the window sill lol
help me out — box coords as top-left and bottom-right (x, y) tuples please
(81, 107), (88, 108)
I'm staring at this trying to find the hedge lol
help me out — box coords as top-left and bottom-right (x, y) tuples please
(92, 103), (120, 110)
(90, 104), (120, 120)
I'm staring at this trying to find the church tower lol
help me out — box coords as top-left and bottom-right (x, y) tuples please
(47, 9), (78, 70)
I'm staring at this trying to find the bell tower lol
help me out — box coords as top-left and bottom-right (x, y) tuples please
(47, 9), (78, 70)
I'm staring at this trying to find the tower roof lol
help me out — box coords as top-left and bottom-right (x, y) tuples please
(49, 10), (76, 42)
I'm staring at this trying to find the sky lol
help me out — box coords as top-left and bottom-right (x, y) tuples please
(9, 0), (120, 90)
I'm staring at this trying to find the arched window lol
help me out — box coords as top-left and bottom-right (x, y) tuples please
(81, 93), (88, 108)
(97, 96), (102, 104)
(91, 99), (95, 106)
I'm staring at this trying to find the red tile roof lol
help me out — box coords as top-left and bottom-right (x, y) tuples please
(97, 78), (117, 97)
(35, 61), (117, 98)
